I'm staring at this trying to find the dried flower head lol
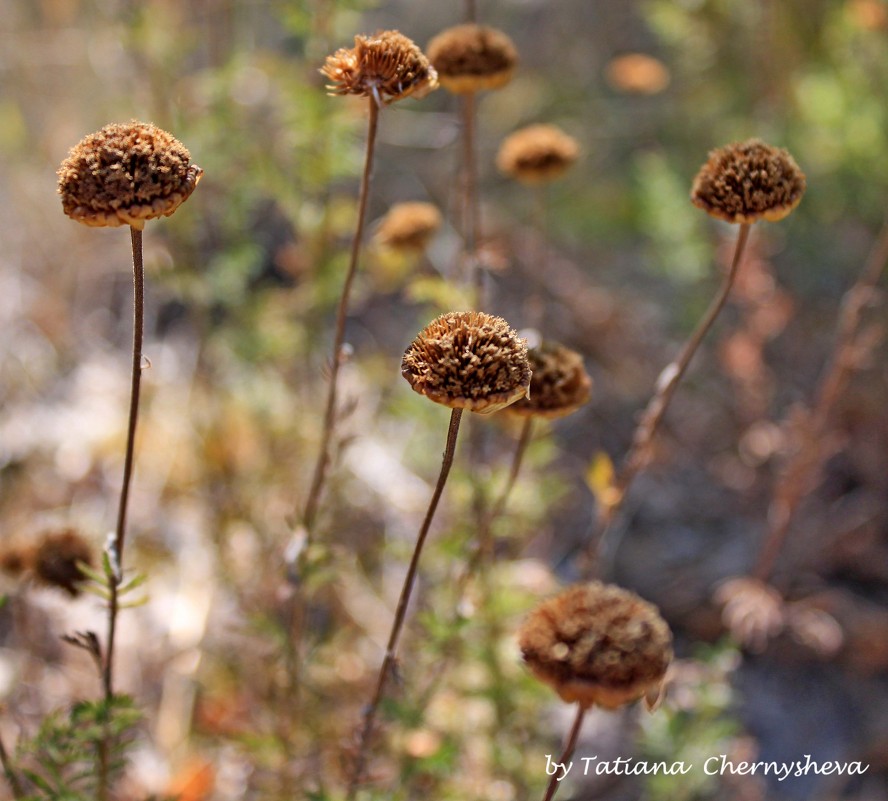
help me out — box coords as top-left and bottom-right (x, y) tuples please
(506, 341), (592, 420)
(375, 201), (442, 252)
(605, 53), (671, 95)
(57, 121), (203, 230)
(0, 546), (29, 577)
(714, 576), (784, 652)
(31, 528), (94, 596)
(497, 124), (580, 185)
(518, 582), (672, 709)
(426, 24), (518, 94)
(691, 139), (806, 224)
(321, 30), (438, 104)
(402, 311), (531, 414)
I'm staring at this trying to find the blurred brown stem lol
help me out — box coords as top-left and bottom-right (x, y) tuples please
(593, 222), (751, 568)
(303, 99), (380, 535)
(460, 93), (483, 304)
(541, 704), (586, 801)
(753, 217), (888, 581)
(346, 408), (463, 798)
(0, 732), (24, 800)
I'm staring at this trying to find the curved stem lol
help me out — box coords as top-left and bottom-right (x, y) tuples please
(541, 704), (586, 801)
(346, 408), (463, 799)
(303, 99), (380, 535)
(481, 416), (533, 551)
(593, 222), (751, 569)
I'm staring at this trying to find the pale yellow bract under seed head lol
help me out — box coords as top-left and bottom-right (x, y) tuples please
(57, 121), (203, 229)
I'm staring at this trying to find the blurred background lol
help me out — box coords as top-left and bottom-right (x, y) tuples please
(1, 1), (887, 799)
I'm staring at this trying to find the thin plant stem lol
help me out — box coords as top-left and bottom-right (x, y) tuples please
(465, 0), (477, 23)
(753, 217), (888, 581)
(346, 408), (464, 799)
(541, 704), (587, 801)
(592, 222), (751, 569)
(0, 732), (24, 800)
(303, 98), (380, 536)
(460, 93), (482, 304)
(481, 416), (534, 553)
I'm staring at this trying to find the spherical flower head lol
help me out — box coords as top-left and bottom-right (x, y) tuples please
(31, 528), (94, 597)
(57, 121), (203, 230)
(427, 24), (518, 94)
(518, 582), (672, 709)
(402, 311), (531, 414)
(506, 341), (592, 420)
(714, 576), (785, 652)
(321, 30), (438, 104)
(497, 124), (580, 185)
(375, 201), (442, 252)
(691, 139), (806, 224)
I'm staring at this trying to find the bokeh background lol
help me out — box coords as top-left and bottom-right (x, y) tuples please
(1, 1), (887, 799)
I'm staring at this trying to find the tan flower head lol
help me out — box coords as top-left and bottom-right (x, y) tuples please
(506, 341), (592, 420)
(691, 139), (806, 224)
(497, 124), (580, 185)
(321, 30), (438, 104)
(605, 53), (670, 95)
(427, 24), (517, 94)
(714, 576), (785, 652)
(57, 121), (203, 230)
(31, 528), (94, 597)
(375, 201), (442, 252)
(402, 311), (531, 414)
(518, 582), (672, 709)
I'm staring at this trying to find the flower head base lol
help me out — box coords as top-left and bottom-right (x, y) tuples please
(402, 311), (531, 414)
(506, 341), (592, 420)
(57, 121), (202, 230)
(31, 528), (94, 597)
(518, 582), (672, 709)
(497, 124), (580, 185)
(427, 24), (518, 94)
(376, 201), (442, 252)
(691, 139), (806, 224)
(321, 30), (438, 105)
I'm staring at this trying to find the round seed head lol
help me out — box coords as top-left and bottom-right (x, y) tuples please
(321, 30), (438, 104)
(375, 201), (442, 252)
(691, 139), (806, 224)
(506, 341), (592, 420)
(31, 528), (94, 597)
(518, 582), (673, 709)
(401, 311), (531, 414)
(605, 53), (670, 95)
(427, 24), (518, 94)
(57, 121), (203, 230)
(497, 124), (580, 185)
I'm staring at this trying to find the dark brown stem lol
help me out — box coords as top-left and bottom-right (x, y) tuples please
(303, 99), (380, 535)
(753, 217), (888, 581)
(0, 732), (24, 800)
(465, 0), (477, 23)
(482, 416), (534, 545)
(593, 222), (751, 569)
(346, 408), (463, 799)
(541, 704), (587, 801)
(460, 93), (483, 304)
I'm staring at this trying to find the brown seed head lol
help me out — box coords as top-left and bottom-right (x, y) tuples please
(427, 24), (518, 94)
(691, 139), (806, 224)
(506, 341), (592, 420)
(57, 121), (203, 230)
(497, 124), (580, 185)
(31, 528), (94, 596)
(518, 582), (673, 709)
(401, 311), (531, 414)
(321, 30), (438, 104)
(375, 201), (442, 252)
(714, 576), (785, 652)
(0, 546), (29, 577)
(605, 53), (671, 95)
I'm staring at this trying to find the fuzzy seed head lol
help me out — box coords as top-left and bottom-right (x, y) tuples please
(427, 24), (518, 94)
(691, 139), (806, 224)
(57, 121), (202, 230)
(31, 528), (94, 597)
(321, 30), (438, 104)
(376, 201), (442, 252)
(518, 582), (672, 709)
(506, 341), (592, 420)
(497, 124), (580, 185)
(401, 311), (531, 414)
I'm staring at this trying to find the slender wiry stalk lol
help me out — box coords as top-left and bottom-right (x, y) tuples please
(461, 93), (482, 303)
(541, 704), (586, 801)
(753, 218), (888, 581)
(346, 408), (463, 799)
(0, 733), (24, 800)
(481, 416), (533, 553)
(303, 99), (380, 535)
(593, 222), (751, 568)
(465, 0), (477, 23)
